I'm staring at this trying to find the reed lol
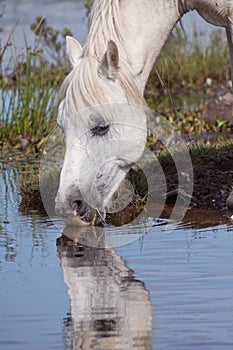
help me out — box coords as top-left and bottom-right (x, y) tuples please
(0, 17), (69, 152)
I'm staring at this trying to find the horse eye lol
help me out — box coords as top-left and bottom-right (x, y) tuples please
(90, 124), (110, 136)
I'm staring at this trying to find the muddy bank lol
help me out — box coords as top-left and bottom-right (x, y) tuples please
(159, 144), (233, 209)
(17, 144), (233, 223)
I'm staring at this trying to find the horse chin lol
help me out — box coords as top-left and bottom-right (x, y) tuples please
(64, 216), (91, 227)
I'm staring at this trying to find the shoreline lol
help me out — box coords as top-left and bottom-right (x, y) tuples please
(2, 142), (229, 219)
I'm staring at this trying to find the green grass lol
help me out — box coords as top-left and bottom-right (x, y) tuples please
(148, 28), (230, 92)
(147, 31), (230, 102)
(0, 50), (63, 149)
(145, 28), (232, 135)
(0, 17), (69, 153)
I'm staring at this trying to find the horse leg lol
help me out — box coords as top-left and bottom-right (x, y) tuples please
(226, 26), (233, 92)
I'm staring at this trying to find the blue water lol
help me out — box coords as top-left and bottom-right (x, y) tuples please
(1, 165), (233, 349)
(118, 225), (233, 349)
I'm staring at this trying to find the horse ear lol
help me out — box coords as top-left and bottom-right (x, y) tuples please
(66, 36), (82, 67)
(99, 40), (119, 80)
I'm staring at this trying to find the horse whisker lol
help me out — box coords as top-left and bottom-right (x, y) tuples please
(96, 207), (106, 225)
(91, 211), (98, 226)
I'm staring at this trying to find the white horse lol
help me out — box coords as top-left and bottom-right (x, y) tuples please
(55, 0), (233, 225)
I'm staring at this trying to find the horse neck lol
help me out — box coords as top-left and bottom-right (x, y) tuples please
(84, 0), (195, 94)
(120, 0), (194, 93)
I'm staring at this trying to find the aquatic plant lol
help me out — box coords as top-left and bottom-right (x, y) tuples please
(83, 0), (93, 13)
(0, 18), (69, 152)
(30, 16), (72, 65)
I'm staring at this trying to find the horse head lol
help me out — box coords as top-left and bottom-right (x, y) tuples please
(55, 37), (148, 226)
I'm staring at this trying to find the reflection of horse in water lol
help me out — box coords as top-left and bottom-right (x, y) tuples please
(57, 233), (152, 350)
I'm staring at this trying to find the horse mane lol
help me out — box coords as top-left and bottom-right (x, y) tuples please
(83, 0), (124, 59)
(59, 0), (146, 116)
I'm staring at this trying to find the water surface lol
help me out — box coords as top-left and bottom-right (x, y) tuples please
(0, 164), (233, 349)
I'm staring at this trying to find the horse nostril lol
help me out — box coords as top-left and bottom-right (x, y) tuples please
(72, 200), (83, 213)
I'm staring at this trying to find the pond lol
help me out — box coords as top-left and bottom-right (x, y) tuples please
(1, 163), (233, 350)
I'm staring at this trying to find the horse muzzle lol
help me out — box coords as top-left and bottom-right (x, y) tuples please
(55, 189), (105, 226)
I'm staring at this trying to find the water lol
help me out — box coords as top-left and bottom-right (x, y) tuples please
(0, 0), (88, 46)
(1, 164), (233, 349)
(118, 226), (233, 349)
